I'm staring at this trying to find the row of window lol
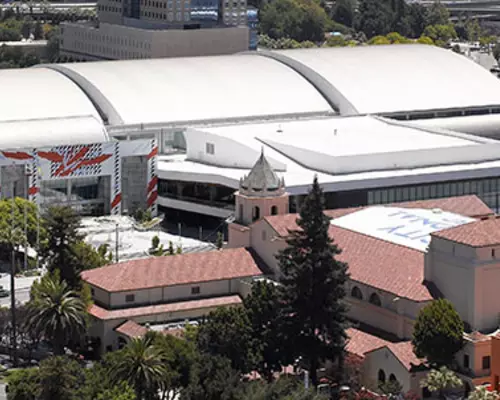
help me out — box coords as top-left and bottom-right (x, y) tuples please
(72, 29), (152, 50)
(72, 41), (150, 59)
(463, 354), (490, 370)
(124, 286), (201, 303)
(351, 286), (382, 307)
(142, 0), (189, 7)
(141, 10), (190, 20)
(368, 177), (500, 213)
(98, 5), (121, 12)
(223, 0), (245, 7)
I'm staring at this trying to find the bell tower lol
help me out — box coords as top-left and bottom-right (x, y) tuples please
(228, 150), (289, 247)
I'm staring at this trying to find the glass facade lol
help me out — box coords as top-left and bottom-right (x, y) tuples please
(247, 7), (258, 50)
(367, 177), (500, 213)
(190, 0), (219, 22)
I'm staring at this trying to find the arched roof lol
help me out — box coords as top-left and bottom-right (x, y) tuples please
(44, 54), (333, 126)
(266, 45), (500, 115)
(0, 68), (101, 123)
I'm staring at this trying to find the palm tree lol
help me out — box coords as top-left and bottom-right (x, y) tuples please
(420, 366), (463, 399)
(110, 336), (168, 399)
(26, 273), (87, 355)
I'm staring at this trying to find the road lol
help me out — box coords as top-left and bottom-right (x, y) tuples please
(0, 274), (39, 308)
(0, 383), (6, 400)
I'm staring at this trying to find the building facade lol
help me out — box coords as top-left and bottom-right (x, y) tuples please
(0, 138), (158, 216)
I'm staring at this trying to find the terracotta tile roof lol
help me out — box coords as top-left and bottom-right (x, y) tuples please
(264, 195), (492, 237)
(115, 320), (148, 338)
(431, 217), (500, 247)
(385, 341), (422, 370)
(332, 224), (431, 301)
(466, 331), (491, 342)
(88, 295), (242, 321)
(346, 328), (422, 370)
(82, 248), (264, 292)
(346, 327), (391, 358)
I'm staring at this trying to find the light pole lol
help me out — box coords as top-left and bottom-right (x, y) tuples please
(10, 179), (17, 367)
(115, 223), (119, 263)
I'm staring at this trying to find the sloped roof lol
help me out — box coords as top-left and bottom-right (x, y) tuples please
(115, 320), (148, 338)
(88, 295), (242, 320)
(241, 152), (281, 192)
(431, 217), (500, 247)
(82, 247), (264, 292)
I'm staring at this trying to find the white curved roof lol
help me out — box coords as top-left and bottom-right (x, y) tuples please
(269, 45), (500, 115)
(46, 54), (333, 126)
(0, 68), (101, 123)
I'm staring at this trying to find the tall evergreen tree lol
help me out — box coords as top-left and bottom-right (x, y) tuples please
(277, 177), (349, 387)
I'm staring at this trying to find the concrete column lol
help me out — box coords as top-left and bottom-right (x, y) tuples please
(177, 182), (184, 200)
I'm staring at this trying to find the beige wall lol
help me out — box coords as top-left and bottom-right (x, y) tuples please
(108, 277), (249, 308)
(426, 236), (500, 332)
(235, 192), (289, 226)
(61, 22), (249, 60)
(457, 339), (492, 384)
(364, 348), (413, 393)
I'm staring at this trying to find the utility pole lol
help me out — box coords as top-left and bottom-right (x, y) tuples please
(115, 223), (119, 263)
(10, 180), (17, 367)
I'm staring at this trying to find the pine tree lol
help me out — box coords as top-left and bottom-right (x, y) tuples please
(277, 176), (349, 387)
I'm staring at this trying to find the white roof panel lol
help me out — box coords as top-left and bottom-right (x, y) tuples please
(0, 68), (101, 123)
(331, 206), (474, 251)
(271, 45), (500, 115)
(48, 55), (333, 126)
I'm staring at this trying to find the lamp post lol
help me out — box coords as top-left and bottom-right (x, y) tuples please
(10, 178), (17, 367)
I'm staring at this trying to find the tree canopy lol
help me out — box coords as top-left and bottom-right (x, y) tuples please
(412, 299), (464, 366)
(277, 176), (349, 386)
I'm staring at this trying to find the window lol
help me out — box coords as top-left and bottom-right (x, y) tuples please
(239, 204), (244, 220)
(205, 142), (215, 155)
(493, 249), (496, 259)
(464, 354), (470, 369)
(91, 288), (95, 296)
(369, 293), (382, 307)
(191, 286), (201, 295)
(351, 286), (363, 300)
(389, 374), (397, 382)
(271, 205), (278, 215)
(483, 356), (491, 370)
(252, 206), (260, 221)
(378, 369), (386, 383)
(125, 294), (135, 302)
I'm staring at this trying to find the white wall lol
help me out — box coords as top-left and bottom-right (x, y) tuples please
(109, 278), (246, 308)
(364, 348), (412, 393)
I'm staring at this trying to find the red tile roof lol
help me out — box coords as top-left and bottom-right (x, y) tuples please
(346, 328), (422, 370)
(115, 320), (148, 338)
(263, 196), (491, 301)
(346, 327), (391, 358)
(333, 225), (430, 301)
(82, 248), (264, 292)
(265, 195), (492, 237)
(431, 217), (500, 247)
(88, 295), (242, 321)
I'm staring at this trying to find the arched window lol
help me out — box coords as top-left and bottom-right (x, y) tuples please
(252, 206), (260, 221)
(378, 369), (386, 383)
(271, 205), (278, 215)
(351, 286), (363, 300)
(389, 374), (397, 382)
(369, 293), (382, 307)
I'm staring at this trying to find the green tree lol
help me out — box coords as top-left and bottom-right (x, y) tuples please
(5, 368), (40, 400)
(326, 35), (347, 47)
(109, 336), (167, 399)
(417, 35), (434, 45)
(493, 42), (500, 60)
(26, 272), (87, 355)
(33, 20), (43, 39)
(72, 241), (110, 271)
(425, 1), (450, 26)
(260, 0), (329, 42)
(149, 331), (197, 399)
(408, 3), (427, 37)
(181, 354), (242, 400)
(38, 356), (84, 400)
(243, 280), (287, 382)
(331, 0), (355, 28)
(386, 31), (411, 43)
(215, 232), (223, 250)
(43, 205), (84, 288)
(197, 306), (254, 373)
(423, 24), (456, 45)
(355, 0), (393, 38)
(96, 382), (137, 400)
(412, 299), (464, 366)
(168, 241), (175, 255)
(276, 177), (349, 386)
(152, 235), (160, 250)
(420, 367), (462, 399)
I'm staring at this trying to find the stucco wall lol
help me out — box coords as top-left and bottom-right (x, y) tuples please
(364, 348), (412, 393)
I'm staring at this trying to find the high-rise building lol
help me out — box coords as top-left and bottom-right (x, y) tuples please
(60, 0), (250, 60)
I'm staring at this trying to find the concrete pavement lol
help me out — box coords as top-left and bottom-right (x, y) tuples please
(0, 383), (6, 400)
(0, 274), (40, 308)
